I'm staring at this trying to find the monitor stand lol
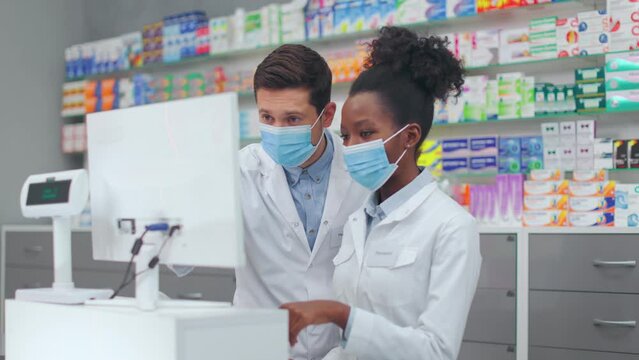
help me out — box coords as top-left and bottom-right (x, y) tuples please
(85, 241), (230, 311)
(16, 217), (113, 304)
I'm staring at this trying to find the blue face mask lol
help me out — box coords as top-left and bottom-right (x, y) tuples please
(259, 108), (326, 167)
(343, 124), (410, 191)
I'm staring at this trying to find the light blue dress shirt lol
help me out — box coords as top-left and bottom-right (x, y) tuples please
(283, 132), (334, 251)
(342, 169), (433, 347)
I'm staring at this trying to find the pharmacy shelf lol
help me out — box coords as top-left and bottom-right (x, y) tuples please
(63, 0), (593, 83)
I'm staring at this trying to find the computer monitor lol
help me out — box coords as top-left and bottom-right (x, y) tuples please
(86, 93), (244, 309)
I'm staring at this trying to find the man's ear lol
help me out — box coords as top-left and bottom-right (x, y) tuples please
(322, 102), (337, 128)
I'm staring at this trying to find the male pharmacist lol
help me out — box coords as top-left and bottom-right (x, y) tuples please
(234, 44), (368, 360)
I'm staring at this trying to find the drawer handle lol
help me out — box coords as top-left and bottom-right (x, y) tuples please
(178, 292), (203, 300)
(24, 246), (44, 254)
(593, 260), (637, 268)
(593, 319), (637, 328)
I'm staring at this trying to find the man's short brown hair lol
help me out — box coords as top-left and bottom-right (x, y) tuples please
(254, 44), (332, 115)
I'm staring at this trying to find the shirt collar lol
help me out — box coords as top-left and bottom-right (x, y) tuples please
(365, 169), (433, 221)
(284, 131), (334, 186)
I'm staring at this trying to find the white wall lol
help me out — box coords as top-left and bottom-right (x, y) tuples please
(0, 0), (87, 226)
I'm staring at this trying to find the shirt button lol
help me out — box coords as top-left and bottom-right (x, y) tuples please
(315, 177), (321, 183)
(309, 229), (316, 235)
(323, 220), (329, 226)
(293, 222), (300, 227)
(305, 193), (312, 200)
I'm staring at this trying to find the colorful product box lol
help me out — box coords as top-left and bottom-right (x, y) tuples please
(614, 139), (629, 168)
(486, 79), (499, 120)
(529, 16), (557, 60)
(524, 195), (569, 210)
(577, 119), (596, 144)
(443, 157), (469, 173)
(463, 76), (489, 121)
(499, 28), (532, 64)
(606, 52), (639, 73)
(524, 180), (570, 195)
(470, 30), (500, 67)
(523, 210), (568, 226)
(395, 0), (427, 25)
(470, 156), (498, 173)
(606, 90), (639, 112)
(522, 136), (544, 173)
(499, 136), (522, 174)
(575, 67), (606, 84)
(577, 10), (611, 55)
(417, 140), (443, 177)
(568, 211), (615, 226)
(608, 0), (639, 52)
(577, 97), (606, 113)
(442, 138), (470, 157)
(471, 136), (498, 156)
(631, 139), (639, 168)
(568, 181), (616, 197)
(573, 169), (607, 182)
(530, 169), (563, 181)
(576, 82), (606, 98)
(556, 17), (579, 57)
(569, 196), (615, 212)
(615, 183), (639, 227)
(521, 76), (536, 117)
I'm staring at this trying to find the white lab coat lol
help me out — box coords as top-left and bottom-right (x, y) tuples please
(235, 132), (369, 360)
(324, 181), (482, 360)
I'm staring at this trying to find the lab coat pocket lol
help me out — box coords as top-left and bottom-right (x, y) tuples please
(367, 247), (421, 308)
(330, 231), (344, 248)
(391, 247), (419, 269)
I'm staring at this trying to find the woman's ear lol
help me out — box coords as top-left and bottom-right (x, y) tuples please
(404, 124), (422, 149)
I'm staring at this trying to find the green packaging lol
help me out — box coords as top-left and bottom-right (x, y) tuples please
(575, 67), (605, 84)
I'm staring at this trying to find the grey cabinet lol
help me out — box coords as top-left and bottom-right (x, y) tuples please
(462, 233), (517, 359)
(529, 232), (639, 358)
(530, 234), (639, 293)
(530, 346), (639, 360)
(459, 342), (516, 360)
(2, 228), (236, 321)
(530, 291), (639, 354)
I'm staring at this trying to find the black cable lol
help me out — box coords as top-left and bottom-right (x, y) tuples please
(110, 230), (148, 299)
(109, 225), (181, 299)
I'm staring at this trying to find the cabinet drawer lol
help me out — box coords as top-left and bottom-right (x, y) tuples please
(478, 233), (516, 289)
(464, 288), (516, 344)
(530, 234), (639, 293)
(530, 291), (639, 354)
(458, 342), (515, 360)
(5, 233), (53, 268)
(4, 267), (54, 299)
(160, 273), (235, 302)
(530, 346), (639, 360)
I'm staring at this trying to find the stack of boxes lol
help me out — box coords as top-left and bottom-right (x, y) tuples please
(209, 17), (232, 54)
(498, 136), (544, 174)
(614, 139), (639, 169)
(239, 109), (261, 140)
(442, 138), (470, 174)
(616, 183), (639, 227)
(605, 52), (639, 113)
(607, 0), (639, 52)
(243, 5), (281, 48)
(84, 79), (123, 113)
(64, 33), (143, 80)
(61, 81), (86, 117)
(541, 120), (595, 172)
(463, 76), (489, 121)
(61, 123), (87, 154)
(498, 27), (532, 64)
(142, 21), (163, 65)
(530, 16), (557, 60)
(567, 174), (616, 226)
(498, 72), (535, 120)
(162, 11), (209, 63)
(523, 172), (569, 226)
(469, 136), (499, 174)
(577, 10), (610, 55)
(556, 16), (579, 57)
(534, 83), (577, 114)
(281, 0), (307, 42)
(417, 140), (443, 178)
(575, 66), (606, 113)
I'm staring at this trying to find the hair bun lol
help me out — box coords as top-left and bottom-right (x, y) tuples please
(366, 26), (465, 101)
